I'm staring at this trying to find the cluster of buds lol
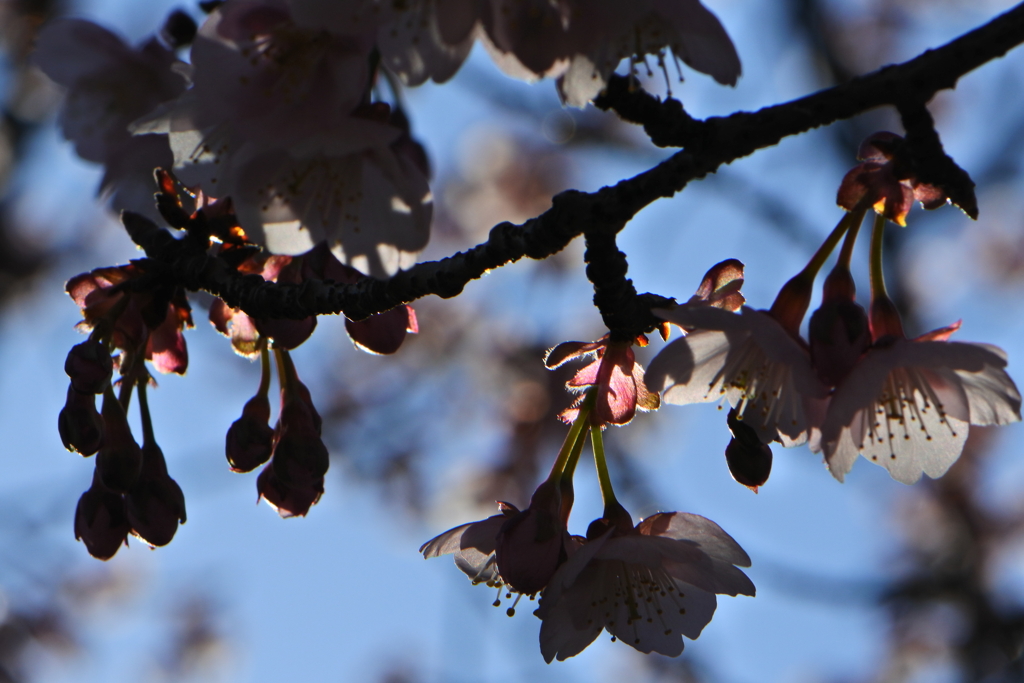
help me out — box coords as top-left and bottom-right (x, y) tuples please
(225, 346), (329, 518)
(646, 133), (1021, 487)
(59, 224), (193, 559)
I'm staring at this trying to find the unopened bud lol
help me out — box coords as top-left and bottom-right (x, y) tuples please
(74, 472), (130, 560)
(126, 441), (187, 547)
(59, 385), (104, 456)
(65, 340), (113, 394)
(270, 398), (328, 485)
(96, 393), (143, 493)
(810, 300), (870, 386)
(257, 463), (322, 518)
(725, 408), (773, 491)
(225, 394), (274, 472)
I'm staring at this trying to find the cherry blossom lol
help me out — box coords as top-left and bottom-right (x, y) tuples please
(818, 328), (1021, 484)
(536, 510), (754, 661)
(646, 305), (828, 446)
(33, 18), (187, 217)
(556, 0), (743, 107)
(421, 482), (576, 596)
(135, 0), (432, 274)
(420, 504), (514, 589)
(545, 335), (659, 426)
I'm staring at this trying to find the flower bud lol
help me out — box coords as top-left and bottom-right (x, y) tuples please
(96, 393), (143, 493)
(126, 440), (187, 547)
(64, 340), (113, 394)
(495, 480), (566, 595)
(225, 394), (274, 472)
(725, 408), (773, 491)
(270, 399), (329, 486)
(58, 385), (104, 456)
(75, 472), (130, 560)
(809, 265), (870, 387)
(257, 463), (322, 518)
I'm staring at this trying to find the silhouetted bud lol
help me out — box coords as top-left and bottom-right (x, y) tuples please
(257, 463), (322, 518)
(271, 399), (329, 486)
(96, 393), (142, 493)
(64, 340), (113, 394)
(225, 394), (274, 472)
(809, 264), (870, 387)
(725, 408), (773, 491)
(58, 385), (104, 456)
(75, 472), (130, 560)
(126, 440), (187, 547)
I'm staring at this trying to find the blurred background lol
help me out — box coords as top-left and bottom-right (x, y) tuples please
(2, 0), (1024, 681)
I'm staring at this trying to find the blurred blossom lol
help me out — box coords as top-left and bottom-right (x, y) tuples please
(33, 18), (187, 218)
(443, 128), (572, 242)
(135, 0), (432, 275)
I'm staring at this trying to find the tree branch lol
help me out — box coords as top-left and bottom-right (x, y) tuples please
(128, 3), (1024, 329)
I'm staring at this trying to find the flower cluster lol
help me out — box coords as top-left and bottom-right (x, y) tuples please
(646, 133), (1021, 486)
(37, 0), (741, 271)
(61, 263), (191, 558)
(545, 258), (744, 428)
(422, 388), (754, 661)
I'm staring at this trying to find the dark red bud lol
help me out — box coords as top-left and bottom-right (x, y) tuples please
(96, 393), (143, 493)
(65, 340), (113, 394)
(768, 273), (814, 337)
(254, 317), (317, 350)
(225, 394), (274, 472)
(809, 300), (870, 387)
(725, 408), (773, 491)
(869, 295), (906, 342)
(271, 413), (329, 486)
(75, 472), (130, 560)
(256, 463), (322, 518)
(59, 385), (104, 456)
(125, 441), (187, 547)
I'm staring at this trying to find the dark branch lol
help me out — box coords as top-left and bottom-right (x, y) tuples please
(128, 3), (1024, 330)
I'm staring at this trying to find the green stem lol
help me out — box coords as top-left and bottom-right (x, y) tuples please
(869, 212), (888, 299)
(799, 210), (858, 281)
(546, 391), (596, 482)
(591, 424), (618, 509)
(837, 207), (868, 269)
(560, 420), (589, 482)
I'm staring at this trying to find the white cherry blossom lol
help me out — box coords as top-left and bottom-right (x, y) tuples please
(646, 305), (828, 447)
(536, 512), (754, 662)
(818, 336), (1021, 484)
(133, 0), (432, 275)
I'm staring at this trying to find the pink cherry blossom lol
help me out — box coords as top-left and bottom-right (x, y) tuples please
(545, 336), (659, 426)
(818, 330), (1021, 484)
(646, 305), (828, 447)
(536, 511), (754, 662)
